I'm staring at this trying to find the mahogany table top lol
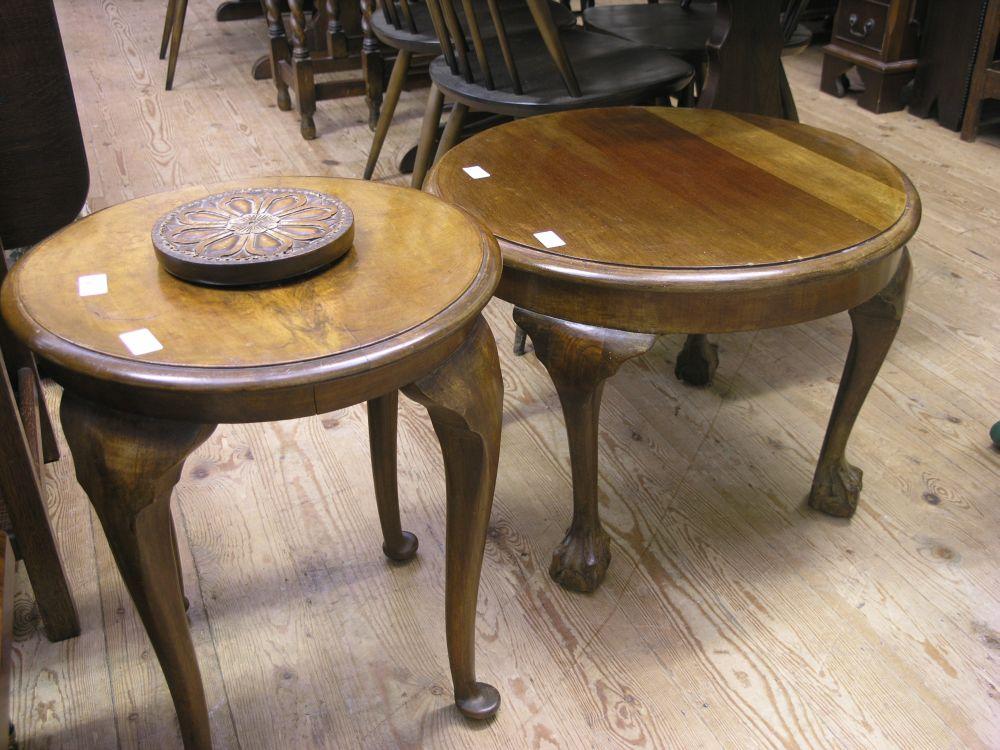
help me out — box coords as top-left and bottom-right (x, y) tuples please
(426, 107), (919, 334)
(2, 177), (501, 421)
(429, 107), (914, 270)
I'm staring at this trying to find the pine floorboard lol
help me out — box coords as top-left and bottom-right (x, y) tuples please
(10, 3), (1000, 747)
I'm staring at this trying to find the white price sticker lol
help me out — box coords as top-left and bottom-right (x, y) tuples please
(462, 165), (491, 179)
(119, 329), (163, 356)
(533, 230), (566, 249)
(78, 273), (108, 297)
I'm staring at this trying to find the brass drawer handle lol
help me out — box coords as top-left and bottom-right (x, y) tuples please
(848, 13), (876, 38)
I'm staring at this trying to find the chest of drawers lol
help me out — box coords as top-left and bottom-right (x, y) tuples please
(820, 0), (924, 112)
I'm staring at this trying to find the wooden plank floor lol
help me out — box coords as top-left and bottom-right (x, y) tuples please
(11, 2), (1000, 747)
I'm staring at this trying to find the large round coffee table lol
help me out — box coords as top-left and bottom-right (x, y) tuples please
(1, 177), (504, 748)
(426, 107), (919, 593)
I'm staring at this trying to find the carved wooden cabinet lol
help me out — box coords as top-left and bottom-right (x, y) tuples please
(908, 0), (991, 130)
(820, 0), (924, 112)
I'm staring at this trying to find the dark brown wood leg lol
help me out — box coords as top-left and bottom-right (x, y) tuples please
(60, 392), (216, 750)
(164, 0), (188, 90)
(674, 333), (718, 386)
(514, 308), (656, 593)
(0, 365), (79, 642)
(434, 103), (469, 163)
(367, 391), (418, 561)
(810, 249), (911, 517)
(364, 49), (412, 180)
(288, 0), (317, 139)
(402, 316), (502, 719)
(325, 0), (348, 58)
(263, 0), (292, 111)
(361, 0), (385, 131)
(411, 85), (444, 189)
(160, 0), (178, 60)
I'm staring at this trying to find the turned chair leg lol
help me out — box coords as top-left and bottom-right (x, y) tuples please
(367, 391), (418, 561)
(810, 249), (911, 517)
(164, 0), (188, 90)
(360, 0), (385, 130)
(675, 333), (718, 386)
(263, 0), (292, 111)
(60, 392), (216, 750)
(325, 0), (348, 58)
(411, 85), (445, 189)
(160, 0), (178, 60)
(514, 308), (656, 593)
(364, 49), (412, 180)
(288, 0), (317, 139)
(402, 316), (502, 719)
(434, 103), (469, 164)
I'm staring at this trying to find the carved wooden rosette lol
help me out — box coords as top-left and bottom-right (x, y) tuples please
(151, 187), (354, 286)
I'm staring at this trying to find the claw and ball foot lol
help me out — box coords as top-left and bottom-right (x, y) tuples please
(809, 249), (911, 517)
(514, 308), (655, 593)
(549, 524), (610, 593)
(675, 333), (718, 386)
(810, 460), (863, 517)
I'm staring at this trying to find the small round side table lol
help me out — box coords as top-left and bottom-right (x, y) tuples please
(426, 107), (920, 594)
(1, 177), (504, 748)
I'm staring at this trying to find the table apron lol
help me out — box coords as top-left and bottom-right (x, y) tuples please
(39, 323), (475, 424)
(497, 248), (905, 335)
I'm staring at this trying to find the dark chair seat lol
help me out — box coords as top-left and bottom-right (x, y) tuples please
(363, 0), (575, 180)
(430, 26), (693, 116)
(582, 2), (810, 60)
(373, 0), (576, 53)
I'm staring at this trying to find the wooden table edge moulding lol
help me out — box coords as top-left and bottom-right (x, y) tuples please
(1, 177), (506, 748)
(425, 106), (920, 594)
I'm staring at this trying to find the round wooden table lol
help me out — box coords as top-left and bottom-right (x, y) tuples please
(1, 177), (505, 748)
(426, 107), (920, 594)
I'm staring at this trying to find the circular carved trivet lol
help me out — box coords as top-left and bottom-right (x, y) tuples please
(151, 187), (354, 286)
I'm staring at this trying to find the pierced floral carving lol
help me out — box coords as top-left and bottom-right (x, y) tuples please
(153, 188), (352, 263)
(151, 187), (355, 286)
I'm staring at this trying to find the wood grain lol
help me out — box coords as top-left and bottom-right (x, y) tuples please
(11, 179), (485, 369)
(10, 1), (1000, 746)
(429, 107), (910, 269)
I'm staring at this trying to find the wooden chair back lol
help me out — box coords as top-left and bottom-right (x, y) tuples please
(381, 0), (422, 34)
(424, 0), (582, 96)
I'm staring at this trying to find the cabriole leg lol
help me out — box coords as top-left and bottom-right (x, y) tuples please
(60, 392), (216, 749)
(402, 316), (502, 719)
(810, 249), (911, 517)
(514, 308), (655, 593)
